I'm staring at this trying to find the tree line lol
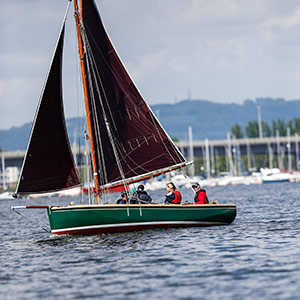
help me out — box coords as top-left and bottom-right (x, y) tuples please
(231, 118), (300, 139)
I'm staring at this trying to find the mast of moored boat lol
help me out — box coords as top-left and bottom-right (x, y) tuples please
(73, 0), (100, 204)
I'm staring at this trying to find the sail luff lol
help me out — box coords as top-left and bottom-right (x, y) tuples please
(15, 3), (72, 195)
(74, 0), (101, 203)
(15, 1), (81, 196)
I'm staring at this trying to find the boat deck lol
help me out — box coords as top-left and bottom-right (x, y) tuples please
(50, 203), (237, 211)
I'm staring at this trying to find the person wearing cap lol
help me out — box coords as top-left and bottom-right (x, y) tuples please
(116, 191), (128, 204)
(192, 183), (209, 204)
(165, 182), (182, 204)
(136, 184), (152, 203)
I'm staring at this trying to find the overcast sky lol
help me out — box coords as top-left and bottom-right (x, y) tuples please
(1, 0), (300, 130)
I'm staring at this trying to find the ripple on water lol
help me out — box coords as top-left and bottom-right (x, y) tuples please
(1, 183), (300, 300)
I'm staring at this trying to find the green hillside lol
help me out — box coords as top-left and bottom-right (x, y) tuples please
(1, 97), (300, 151)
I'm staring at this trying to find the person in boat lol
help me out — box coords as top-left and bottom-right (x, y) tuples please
(165, 182), (182, 204)
(128, 185), (152, 204)
(136, 185), (152, 203)
(116, 191), (129, 204)
(192, 183), (209, 204)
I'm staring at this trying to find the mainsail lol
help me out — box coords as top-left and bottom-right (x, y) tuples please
(15, 0), (186, 196)
(15, 12), (81, 195)
(79, 0), (186, 187)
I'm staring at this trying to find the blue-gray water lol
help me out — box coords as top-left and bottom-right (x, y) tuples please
(1, 182), (299, 300)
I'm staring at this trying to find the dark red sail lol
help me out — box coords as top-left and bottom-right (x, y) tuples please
(80, 0), (186, 186)
(16, 24), (81, 195)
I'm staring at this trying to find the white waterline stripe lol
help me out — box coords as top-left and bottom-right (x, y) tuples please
(51, 221), (226, 233)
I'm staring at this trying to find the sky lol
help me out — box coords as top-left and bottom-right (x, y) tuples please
(1, 0), (300, 130)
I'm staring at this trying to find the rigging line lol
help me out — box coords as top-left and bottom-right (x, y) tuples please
(11, 207), (50, 233)
(78, 24), (109, 185)
(83, 18), (176, 166)
(144, 97), (185, 164)
(84, 54), (125, 190)
(79, 23), (119, 187)
(149, 111), (184, 164)
(83, 34), (120, 140)
(85, 45), (119, 187)
(80, 15), (183, 186)
(81, 24), (118, 131)
(84, 52), (109, 185)
(83, 20), (164, 145)
(180, 168), (195, 192)
(83, 23), (134, 128)
(83, 15), (185, 168)
(84, 129), (92, 205)
(81, 28), (128, 186)
(74, 20), (85, 204)
(84, 70), (177, 185)
(115, 134), (154, 159)
(84, 17), (164, 138)
(100, 162), (189, 192)
(113, 138), (167, 176)
(74, 3), (102, 204)
(120, 152), (166, 179)
(85, 41), (180, 177)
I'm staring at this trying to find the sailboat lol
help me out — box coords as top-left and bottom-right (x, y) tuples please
(11, 0), (236, 235)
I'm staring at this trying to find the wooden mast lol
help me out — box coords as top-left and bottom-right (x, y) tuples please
(73, 0), (100, 204)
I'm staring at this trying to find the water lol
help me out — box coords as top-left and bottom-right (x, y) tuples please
(1, 182), (299, 300)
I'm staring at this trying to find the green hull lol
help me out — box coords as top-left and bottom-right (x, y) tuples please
(48, 204), (237, 235)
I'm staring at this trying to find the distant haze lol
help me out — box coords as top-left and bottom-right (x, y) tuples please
(1, 98), (300, 151)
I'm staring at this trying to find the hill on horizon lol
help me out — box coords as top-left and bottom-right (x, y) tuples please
(1, 97), (300, 151)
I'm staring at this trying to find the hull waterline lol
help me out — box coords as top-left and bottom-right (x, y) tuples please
(47, 204), (237, 235)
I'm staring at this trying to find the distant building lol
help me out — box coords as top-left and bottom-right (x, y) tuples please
(1, 167), (19, 189)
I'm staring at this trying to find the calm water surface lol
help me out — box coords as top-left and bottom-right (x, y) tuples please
(1, 182), (299, 299)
